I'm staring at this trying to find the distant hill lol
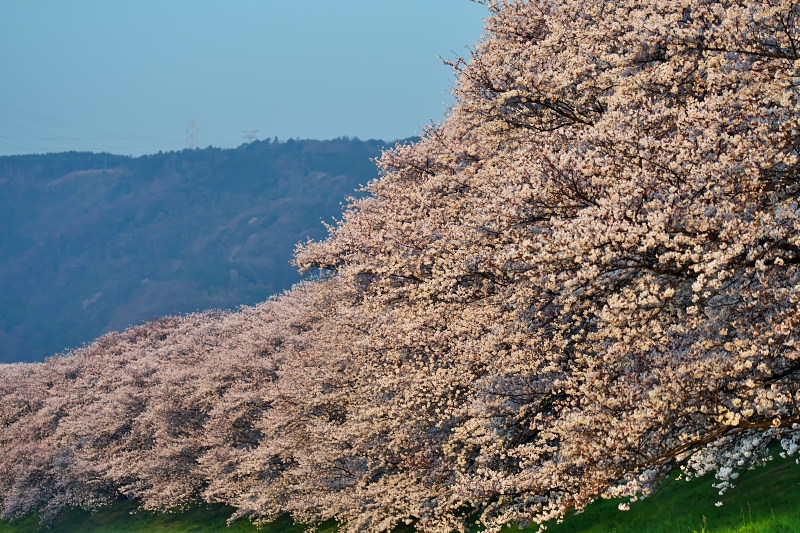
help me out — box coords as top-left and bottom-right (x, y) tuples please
(0, 138), (402, 363)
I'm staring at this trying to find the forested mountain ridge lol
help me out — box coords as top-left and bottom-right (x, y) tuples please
(0, 138), (398, 363)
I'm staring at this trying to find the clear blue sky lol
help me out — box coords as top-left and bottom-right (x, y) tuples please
(0, 0), (486, 156)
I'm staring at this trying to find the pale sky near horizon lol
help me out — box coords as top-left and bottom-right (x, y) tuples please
(0, 1), (486, 156)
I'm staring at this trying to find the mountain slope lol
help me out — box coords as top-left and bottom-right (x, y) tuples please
(0, 138), (397, 362)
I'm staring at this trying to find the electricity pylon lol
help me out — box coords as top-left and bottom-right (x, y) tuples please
(187, 120), (198, 149)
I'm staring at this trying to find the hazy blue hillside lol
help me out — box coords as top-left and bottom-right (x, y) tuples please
(0, 138), (399, 363)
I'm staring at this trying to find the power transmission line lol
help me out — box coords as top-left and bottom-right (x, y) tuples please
(0, 104), (177, 139)
(0, 105), (187, 155)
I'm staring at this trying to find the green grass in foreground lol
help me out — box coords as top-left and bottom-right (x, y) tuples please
(530, 451), (800, 533)
(0, 503), (337, 533)
(2, 451), (800, 533)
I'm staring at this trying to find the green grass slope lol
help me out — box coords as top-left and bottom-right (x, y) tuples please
(3, 452), (799, 532)
(0, 503), (338, 533)
(538, 452), (800, 533)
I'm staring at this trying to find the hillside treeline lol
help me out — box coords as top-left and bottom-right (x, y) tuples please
(0, 138), (387, 363)
(2, 1), (800, 532)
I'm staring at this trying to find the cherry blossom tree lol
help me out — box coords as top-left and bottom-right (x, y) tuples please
(295, 0), (800, 529)
(0, 281), (365, 527)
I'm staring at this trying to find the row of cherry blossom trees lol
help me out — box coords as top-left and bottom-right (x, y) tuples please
(2, 1), (800, 531)
(0, 280), (368, 527)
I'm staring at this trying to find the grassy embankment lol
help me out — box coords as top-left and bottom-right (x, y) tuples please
(0, 505), (338, 533)
(2, 451), (800, 533)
